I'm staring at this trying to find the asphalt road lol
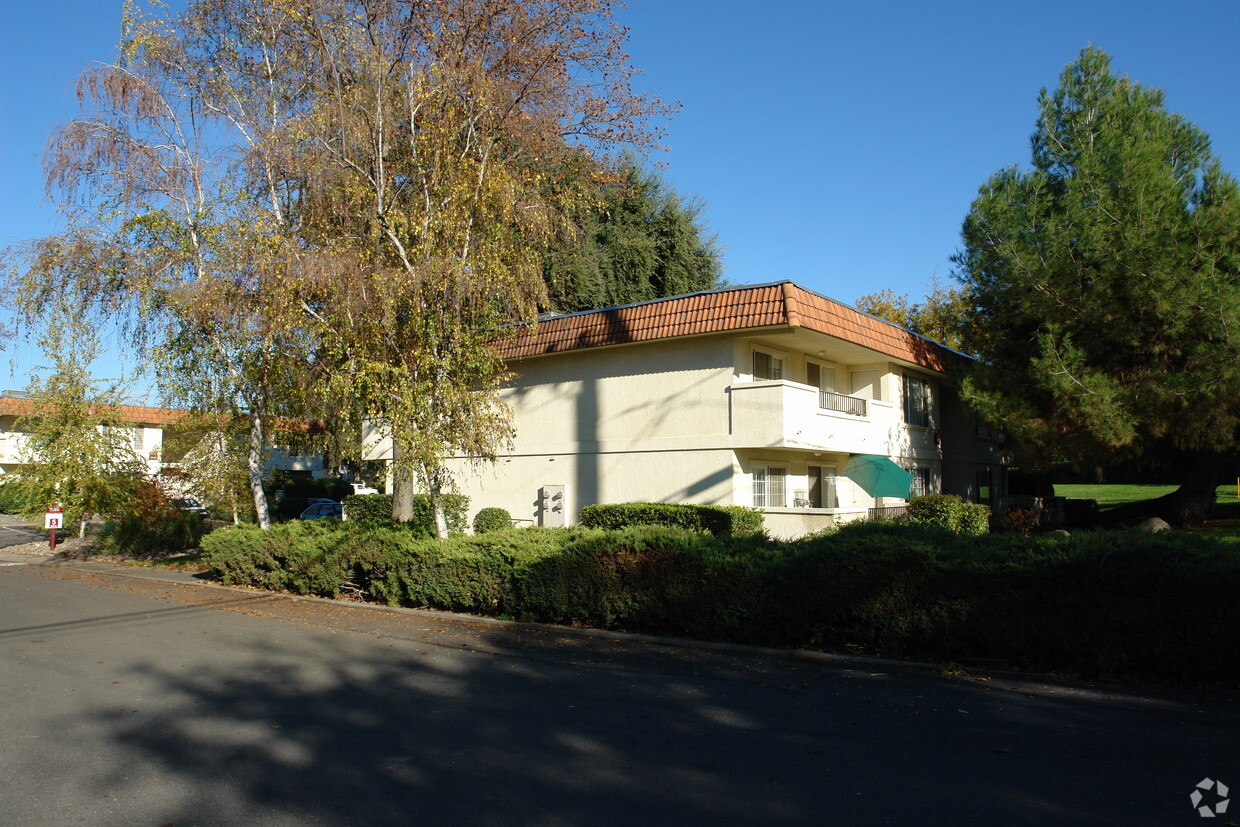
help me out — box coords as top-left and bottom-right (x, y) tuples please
(0, 559), (1235, 826)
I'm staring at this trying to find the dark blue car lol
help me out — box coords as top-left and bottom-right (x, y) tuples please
(299, 501), (343, 520)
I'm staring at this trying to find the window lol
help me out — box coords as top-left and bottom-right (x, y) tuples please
(903, 374), (933, 428)
(752, 465), (787, 508)
(806, 361), (835, 392)
(909, 467), (932, 498)
(753, 350), (784, 381)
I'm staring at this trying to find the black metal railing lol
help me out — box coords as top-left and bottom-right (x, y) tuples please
(868, 505), (909, 522)
(820, 390), (867, 416)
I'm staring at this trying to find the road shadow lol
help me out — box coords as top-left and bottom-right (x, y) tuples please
(28, 581), (1237, 826)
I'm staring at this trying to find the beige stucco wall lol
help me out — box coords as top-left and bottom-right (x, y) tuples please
(447, 448), (739, 527)
(505, 334), (737, 453)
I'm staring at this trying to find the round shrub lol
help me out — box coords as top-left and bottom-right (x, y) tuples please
(473, 507), (512, 534)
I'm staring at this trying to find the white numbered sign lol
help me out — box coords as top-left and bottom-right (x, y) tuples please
(45, 508), (63, 530)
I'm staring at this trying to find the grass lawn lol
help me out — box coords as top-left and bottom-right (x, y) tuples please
(1053, 483), (1240, 540)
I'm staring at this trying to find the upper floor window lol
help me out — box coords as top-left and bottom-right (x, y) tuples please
(806, 361), (836, 392)
(903, 374), (933, 428)
(753, 350), (784, 381)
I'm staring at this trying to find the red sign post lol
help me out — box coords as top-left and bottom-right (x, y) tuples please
(44, 506), (64, 552)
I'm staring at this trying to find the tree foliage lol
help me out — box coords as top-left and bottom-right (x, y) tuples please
(175, 419), (256, 524)
(543, 161), (723, 313)
(11, 0), (670, 535)
(952, 47), (1240, 525)
(854, 276), (973, 352)
(10, 304), (149, 536)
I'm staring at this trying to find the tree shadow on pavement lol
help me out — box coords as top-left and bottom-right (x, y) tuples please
(25, 580), (1240, 826)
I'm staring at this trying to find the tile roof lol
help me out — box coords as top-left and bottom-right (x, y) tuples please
(0, 397), (327, 434)
(494, 281), (953, 372)
(0, 397), (188, 426)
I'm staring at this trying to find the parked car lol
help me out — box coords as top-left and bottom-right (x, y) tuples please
(171, 497), (207, 515)
(351, 482), (380, 495)
(299, 501), (343, 520)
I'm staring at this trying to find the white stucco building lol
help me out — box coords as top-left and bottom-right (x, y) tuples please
(366, 282), (1008, 538)
(0, 393), (328, 484)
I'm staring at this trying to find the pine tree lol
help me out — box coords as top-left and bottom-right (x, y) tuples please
(953, 47), (1240, 526)
(544, 162), (723, 313)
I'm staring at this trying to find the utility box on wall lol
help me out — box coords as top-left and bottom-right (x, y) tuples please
(539, 484), (565, 527)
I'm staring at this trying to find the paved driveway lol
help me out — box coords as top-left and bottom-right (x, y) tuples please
(0, 561), (1235, 825)
(0, 523), (46, 551)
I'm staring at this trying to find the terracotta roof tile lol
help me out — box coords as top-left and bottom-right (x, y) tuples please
(0, 397), (188, 426)
(494, 281), (953, 372)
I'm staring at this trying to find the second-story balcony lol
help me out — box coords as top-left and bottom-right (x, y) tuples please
(730, 381), (899, 454)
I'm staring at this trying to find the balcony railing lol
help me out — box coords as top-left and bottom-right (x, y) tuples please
(868, 505), (909, 521)
(819, 390), (867, 417)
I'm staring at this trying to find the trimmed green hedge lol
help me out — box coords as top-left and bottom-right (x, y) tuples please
(909, 494), (990, 536)
(473, 507), (512, 534)
(342, 492), (468, 535)
(200, 520), (1240, 685)
(578, 503), (764, 538)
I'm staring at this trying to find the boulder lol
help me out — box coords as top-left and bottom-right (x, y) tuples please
(1132, 516), (1172, 533)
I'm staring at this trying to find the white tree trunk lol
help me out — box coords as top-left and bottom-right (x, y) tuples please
(248, 413), (271, 530)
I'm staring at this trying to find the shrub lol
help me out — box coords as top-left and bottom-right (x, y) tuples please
(100, 510), (204, 556)
(342, 493), (394, 526)
(341, 492), (469, 535)
(1002, 506), (1039, 535)
(1063, 498), (1100, 528)
(0, 481), (39, 514)
(958, 503), (992, 537)
(907, 495), (990, 536)
(473, 507), (512, 534)
(199, 518), (1240, 685)
(578, 503), (764, 538)
(908, 494), (963, 531)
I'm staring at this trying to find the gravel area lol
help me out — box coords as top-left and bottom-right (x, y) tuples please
(0, 511), (102, 557)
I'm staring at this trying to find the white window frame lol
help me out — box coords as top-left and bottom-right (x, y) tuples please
(909, 466), (933, 498)
(752, 349), (785, 382)
(752, 465), (788, 508)
(805, 359), (836, 392)
(903, 374), (933, 428)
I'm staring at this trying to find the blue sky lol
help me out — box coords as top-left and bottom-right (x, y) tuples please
(3, 0), (1239, 394)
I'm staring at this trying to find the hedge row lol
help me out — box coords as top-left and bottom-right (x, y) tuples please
(341, 493), (468, 535)
(200, 520), (1240, 686)
(577, 502), (764, 538)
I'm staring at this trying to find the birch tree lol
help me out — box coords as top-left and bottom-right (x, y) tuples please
(259, 0), (670, 533)
(12, 302), (148, 537)
(12, 0), (669, 536)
